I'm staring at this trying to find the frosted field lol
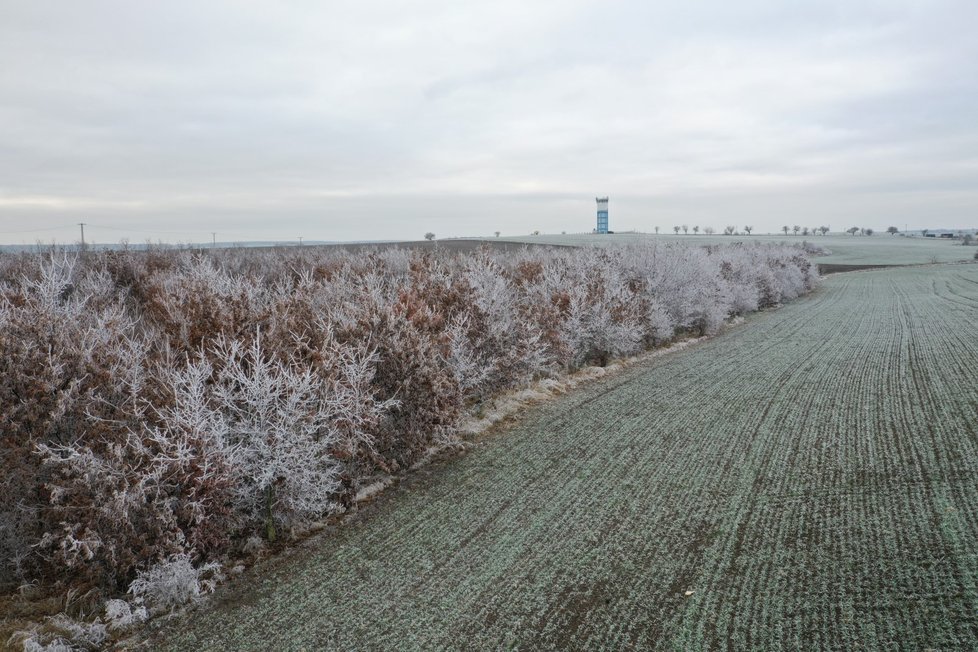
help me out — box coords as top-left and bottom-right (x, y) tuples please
(489, 232), (975, 266)
(155, 263), (978, 650)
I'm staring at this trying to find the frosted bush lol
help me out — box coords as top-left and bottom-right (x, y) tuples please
(142, 253), (270, 352)
(1, 253), (154, 586)
(461, 251), (552, 388)
(797, 240), (829, 256)
(209, 331), (381, 537)
(0, 240), (817, 598)
(446, 313), (494, 393)
(642, 297), (675, 344)
(20, 640), (75, 652)
(104, 598), (148, 631)
(11, 614), (107, 652)
(559, 283), (643, 367)
(127, 553), (222, 614)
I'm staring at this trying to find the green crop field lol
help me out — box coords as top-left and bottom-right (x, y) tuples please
(154, 263), (978, 651)
(488, 232), (976, 266)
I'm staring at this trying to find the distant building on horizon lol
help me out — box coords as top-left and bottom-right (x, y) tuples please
(596, 197), (609, 234)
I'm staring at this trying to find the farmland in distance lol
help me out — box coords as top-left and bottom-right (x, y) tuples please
(154, 263), (978, 650)
(489, 232), (976, 266)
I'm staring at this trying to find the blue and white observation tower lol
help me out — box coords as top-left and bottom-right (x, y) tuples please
(596, 196), (609, 234)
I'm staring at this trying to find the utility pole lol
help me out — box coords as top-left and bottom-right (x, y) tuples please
(298, 236), (303, 247)
(212, 232), (217, 248)
(78, 223), (86, 250)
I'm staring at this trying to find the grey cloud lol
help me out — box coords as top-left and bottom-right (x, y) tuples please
(1, 0), (976, 244)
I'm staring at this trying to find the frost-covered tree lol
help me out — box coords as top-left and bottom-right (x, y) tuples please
(211, 332), (385, 540)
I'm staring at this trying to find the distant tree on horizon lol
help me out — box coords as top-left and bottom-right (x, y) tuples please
(744, 226), (753, 235)
(693, 226), (699, 234)
(887, 226), (899, 235)
(819, 226), (830, 235)
(704, 227), (715, 235)
(793, 225), (801, 235)
(682, 224), (689, 234)
(494, 231), (501, 238)
(847, 227), (860, 235)
(654, 226), (660, 234)
(782, 226), (790, 235)
(674, 226), (681, 234)
(424, 232), (436, 241)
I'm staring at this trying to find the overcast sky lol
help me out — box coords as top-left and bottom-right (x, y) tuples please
(1, 0), (976, 244)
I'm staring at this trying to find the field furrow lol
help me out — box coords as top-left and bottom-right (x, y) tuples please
(154, 264), (978, 651)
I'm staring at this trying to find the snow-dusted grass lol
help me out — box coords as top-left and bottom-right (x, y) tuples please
(455, 334), (709, 439)
(154, 264), (978, 650)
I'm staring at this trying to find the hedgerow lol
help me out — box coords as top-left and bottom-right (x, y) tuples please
(0, 241), (817, 616)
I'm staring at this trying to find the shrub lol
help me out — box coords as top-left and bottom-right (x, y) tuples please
(10, 614), (107, 652)
(0, 254), (149, 587)
(208, 332), (385, 539)
(126, 553), (222, 614)
(0, 240), (818, 599)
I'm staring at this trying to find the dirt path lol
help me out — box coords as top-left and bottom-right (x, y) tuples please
(151, 266), (978, 651)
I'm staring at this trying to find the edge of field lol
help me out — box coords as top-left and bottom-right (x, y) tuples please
(127, 307), (782, 649)
(141, 261), (978, 649)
